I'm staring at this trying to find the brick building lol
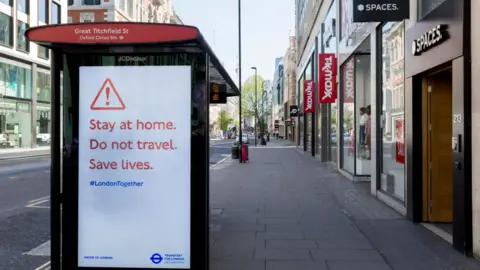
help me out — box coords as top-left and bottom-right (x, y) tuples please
(68, 0), (182, 23)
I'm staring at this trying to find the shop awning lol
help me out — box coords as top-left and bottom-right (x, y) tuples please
(25, 22), (240, 97)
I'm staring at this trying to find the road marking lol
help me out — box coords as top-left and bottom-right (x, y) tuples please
(210, 155), (231, 168)
(28, 196), (50, 203)
(24, 240), (50, 256)
(0, 155), (49, 162)
(252, 146), (296, 149)
(26, 196), (50, 209)
(33, 260), (50, 270)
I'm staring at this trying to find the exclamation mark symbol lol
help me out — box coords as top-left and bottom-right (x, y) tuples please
(105, 87), (110, 106)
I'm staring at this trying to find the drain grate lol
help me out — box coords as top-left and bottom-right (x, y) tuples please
(434, 223), (453, 235)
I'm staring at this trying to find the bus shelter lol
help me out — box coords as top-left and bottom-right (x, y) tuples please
(25, 22), (240, 270)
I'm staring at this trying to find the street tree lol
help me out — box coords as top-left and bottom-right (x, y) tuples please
(217, 109), (232, 131)
(238, 75), (270, 134)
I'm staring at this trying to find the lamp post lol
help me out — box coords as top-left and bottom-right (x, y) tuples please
(251, 66), (257, 147)
(238, 0), (243, 162)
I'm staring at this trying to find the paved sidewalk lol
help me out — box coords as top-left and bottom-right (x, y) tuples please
(209, 146), (480, 270)
(251, 138), (294, 148)
(0, 147), (49, 160)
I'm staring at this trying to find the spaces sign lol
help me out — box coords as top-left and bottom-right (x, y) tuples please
(352, 0), (409, 22)
(412, 25), (449, 56)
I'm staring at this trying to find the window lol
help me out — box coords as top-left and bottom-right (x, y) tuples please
(36, 103), (51, 146)
(298, 74), (304, 147)
(0, 0), (12, 6)
(17, 0), (29, 13)
(68, 0), (74, 5)
(127, 0), (134, 18)
(38, 0), (48, 23)
(83, 0), (100, 4)
(340, 58), (354, 173)
(38, 45), (49, 59)
(320, 1), (338, 163)
(304, 60), (312, 151)
(37, 71), (51, 102)
(0, 61), (32, 99)
(36, 70), (51, 146)
(0, 13), (13, 47)
(380, 22), (405, 201)
(0, 98), (32, 148)
(419, 0), (447, 18)
(51, 2), (60, 24)
(80, 12), (95, 22)
(119, 0), (125, 12)
(340, 0), (353, 40)
(17, 21), (29, 52)
(340, 54), (371, 175)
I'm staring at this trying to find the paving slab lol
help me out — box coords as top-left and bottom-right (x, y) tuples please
(209, 145), (480, 270)
(266, 261), (329, 270)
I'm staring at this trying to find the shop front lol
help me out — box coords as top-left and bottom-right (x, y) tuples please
(404, 0), (471, 255)
(297, 56), (314, 151)
(337, 34), (374, 180)
(297, 75), (304, 148)
(317, 0), (338, 164)
(339, 50), (372, 177)
(373, 21), (407, 212)
(336, 0), (378, 180)
(0, 57), (33, 149)
(0, 55), (53, 151)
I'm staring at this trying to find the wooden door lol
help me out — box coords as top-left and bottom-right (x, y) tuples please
(427, 72), (453, 222)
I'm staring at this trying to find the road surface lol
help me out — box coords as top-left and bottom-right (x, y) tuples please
(0, 140), (236, 270)
(210, 138), (235, 164)
(0, 156), (50, 270)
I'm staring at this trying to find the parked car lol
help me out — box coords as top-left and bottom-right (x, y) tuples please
(235, 134), (249, 145)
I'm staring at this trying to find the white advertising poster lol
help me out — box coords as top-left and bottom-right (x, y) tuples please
(78, 66), (191, 268)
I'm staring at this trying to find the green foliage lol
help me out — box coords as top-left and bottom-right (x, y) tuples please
(241, 75), (270, 133)
(218, 109), (232, 131)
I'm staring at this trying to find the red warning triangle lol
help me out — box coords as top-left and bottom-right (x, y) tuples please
(90, 78), (126, 110)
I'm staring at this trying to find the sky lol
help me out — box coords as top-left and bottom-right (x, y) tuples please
(172, 0), (295, 84)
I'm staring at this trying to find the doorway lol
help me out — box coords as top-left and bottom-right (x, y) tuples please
(422, 67), (453, 227)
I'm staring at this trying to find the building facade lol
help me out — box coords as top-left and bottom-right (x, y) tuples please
(0, 0), (67, 152)
(68, 0), (180, 24)
(471, 0), (480, 259)
(295, 0), (480, 258)
(272, 57), (284, 137)
(283, 36), (296, 142)
(295, 0), (334, 156)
